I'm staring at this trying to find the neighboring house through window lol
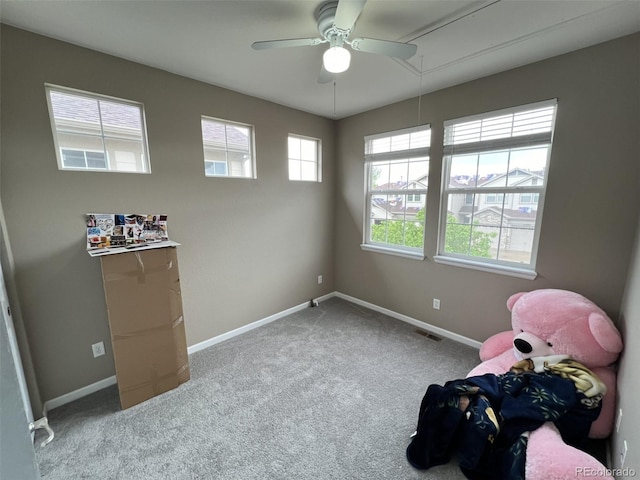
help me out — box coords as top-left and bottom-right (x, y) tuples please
(362, 125), (431, 258)
(436, 99), (557, 278)
(201, 116), (256, 178)
(288, 134), (321, 182)
(60, 149), (107, 170)
(45, 85), (150, 173)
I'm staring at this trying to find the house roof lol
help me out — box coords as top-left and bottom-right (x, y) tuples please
(49, 88), (250, 149)
(49, 89), (142, 131)
(474, 206), (538, 221)
(201, 119), (250, 150)
(478, 168), (544, 188)
(371, 196), (422, 219)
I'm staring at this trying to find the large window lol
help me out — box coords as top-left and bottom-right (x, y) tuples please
(436, 100), (557, 278)
(46, 85), (150, 173)
(362, 125), (430, 258)
(201, 116), (255, 178)
(288, 134), (321, 182)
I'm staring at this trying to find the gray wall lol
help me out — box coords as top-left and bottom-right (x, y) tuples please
(614, 211), (640, 473)
(335, 32), (640, 471)
(335, 33), (640, 343)
(1, 25), (335, 404)
(2, 25), (639, 474)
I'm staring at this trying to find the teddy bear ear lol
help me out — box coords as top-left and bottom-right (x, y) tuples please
(589, 312), (623, 353)
(507, 292), (527, 312)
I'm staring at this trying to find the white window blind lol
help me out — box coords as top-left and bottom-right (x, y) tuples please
(365, 125), (430, 163)
(444, 100), (556, 155)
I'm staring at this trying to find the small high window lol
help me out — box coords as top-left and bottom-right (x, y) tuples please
(288, 134), (321, 182)
(46, 85), (150, 173)
(201, 117), (256, 178)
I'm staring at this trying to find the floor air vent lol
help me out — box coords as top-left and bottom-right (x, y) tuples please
(415, 329), (442, 341)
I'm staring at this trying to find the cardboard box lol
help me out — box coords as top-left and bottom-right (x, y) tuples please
(100, 246), (189, 409)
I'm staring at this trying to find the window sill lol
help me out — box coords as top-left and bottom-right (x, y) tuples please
(433, 255), (537, 280)
(360, 244), (425, 261)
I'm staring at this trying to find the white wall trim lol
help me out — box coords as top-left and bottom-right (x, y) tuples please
(187, 299), (312, 355)
(314, 292), (337, 303)
(432, 255), (537, 280)
(43, 375), (116, 414)
(43, 291), (480, 410)
(333, 292), (482, 349)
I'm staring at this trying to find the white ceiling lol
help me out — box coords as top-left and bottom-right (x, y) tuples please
(1, 0), (639, 119)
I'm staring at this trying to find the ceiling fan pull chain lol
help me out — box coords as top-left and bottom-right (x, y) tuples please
(333, 81), (337, 118)
(417, 55), (424, 125)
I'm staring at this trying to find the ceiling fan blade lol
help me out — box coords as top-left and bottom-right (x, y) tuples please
(349, 37), (417, 59)
(318, 65), (335, 84)
(333, 0), (367, 31)
(251, 37), (324, 50)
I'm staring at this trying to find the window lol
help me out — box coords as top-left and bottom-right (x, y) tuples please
(60, 149), (107, 170)
(436, 100), (557, 278)
(485, 193), (504, 204)
(201, 116), (255, 178)
(288, 134), (321, 182)
(520, 193), (539, 204)
(362, 125), (430, 258)
(46, 85), (150, 173)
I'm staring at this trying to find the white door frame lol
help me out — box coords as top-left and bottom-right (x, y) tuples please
(0, 260), (34, 427)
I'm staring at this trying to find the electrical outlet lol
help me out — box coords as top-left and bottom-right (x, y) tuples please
(91, 341), (105, 358)
(433, 298), (441, 310)
(318, 275), (323, 284)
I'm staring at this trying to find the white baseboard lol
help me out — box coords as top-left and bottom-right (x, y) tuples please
(314, 291), (337, 304)
(187, 299), (312, 355)
(44, 291), (479, 410)
(333, 292), (482, 350)
(43, 375), (116, 414)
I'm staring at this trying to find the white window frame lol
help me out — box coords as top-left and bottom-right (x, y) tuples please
(288, 134), (321, 182)
(60, 148), (108, 170)
(45, 84), (150, 173)
(435, 99), (558, 279)
(201, 116), (256, 179)
(361, 124), (431, 260)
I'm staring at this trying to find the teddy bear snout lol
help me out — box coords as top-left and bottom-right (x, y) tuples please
(513, 331), (556, 359)
(514, 338), (532, 353)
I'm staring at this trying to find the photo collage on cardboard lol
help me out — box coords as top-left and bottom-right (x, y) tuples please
(86, 213), (169, 250)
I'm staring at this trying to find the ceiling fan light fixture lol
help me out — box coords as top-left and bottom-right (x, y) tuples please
(323, 45), (351, 73)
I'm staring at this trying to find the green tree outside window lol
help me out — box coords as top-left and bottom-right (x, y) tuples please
(371, 210), (495, 257)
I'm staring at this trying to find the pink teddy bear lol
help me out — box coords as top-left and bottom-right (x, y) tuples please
(468, 289), (623, 480)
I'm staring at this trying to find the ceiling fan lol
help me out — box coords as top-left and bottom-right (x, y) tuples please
(251, 0), (418, 83)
